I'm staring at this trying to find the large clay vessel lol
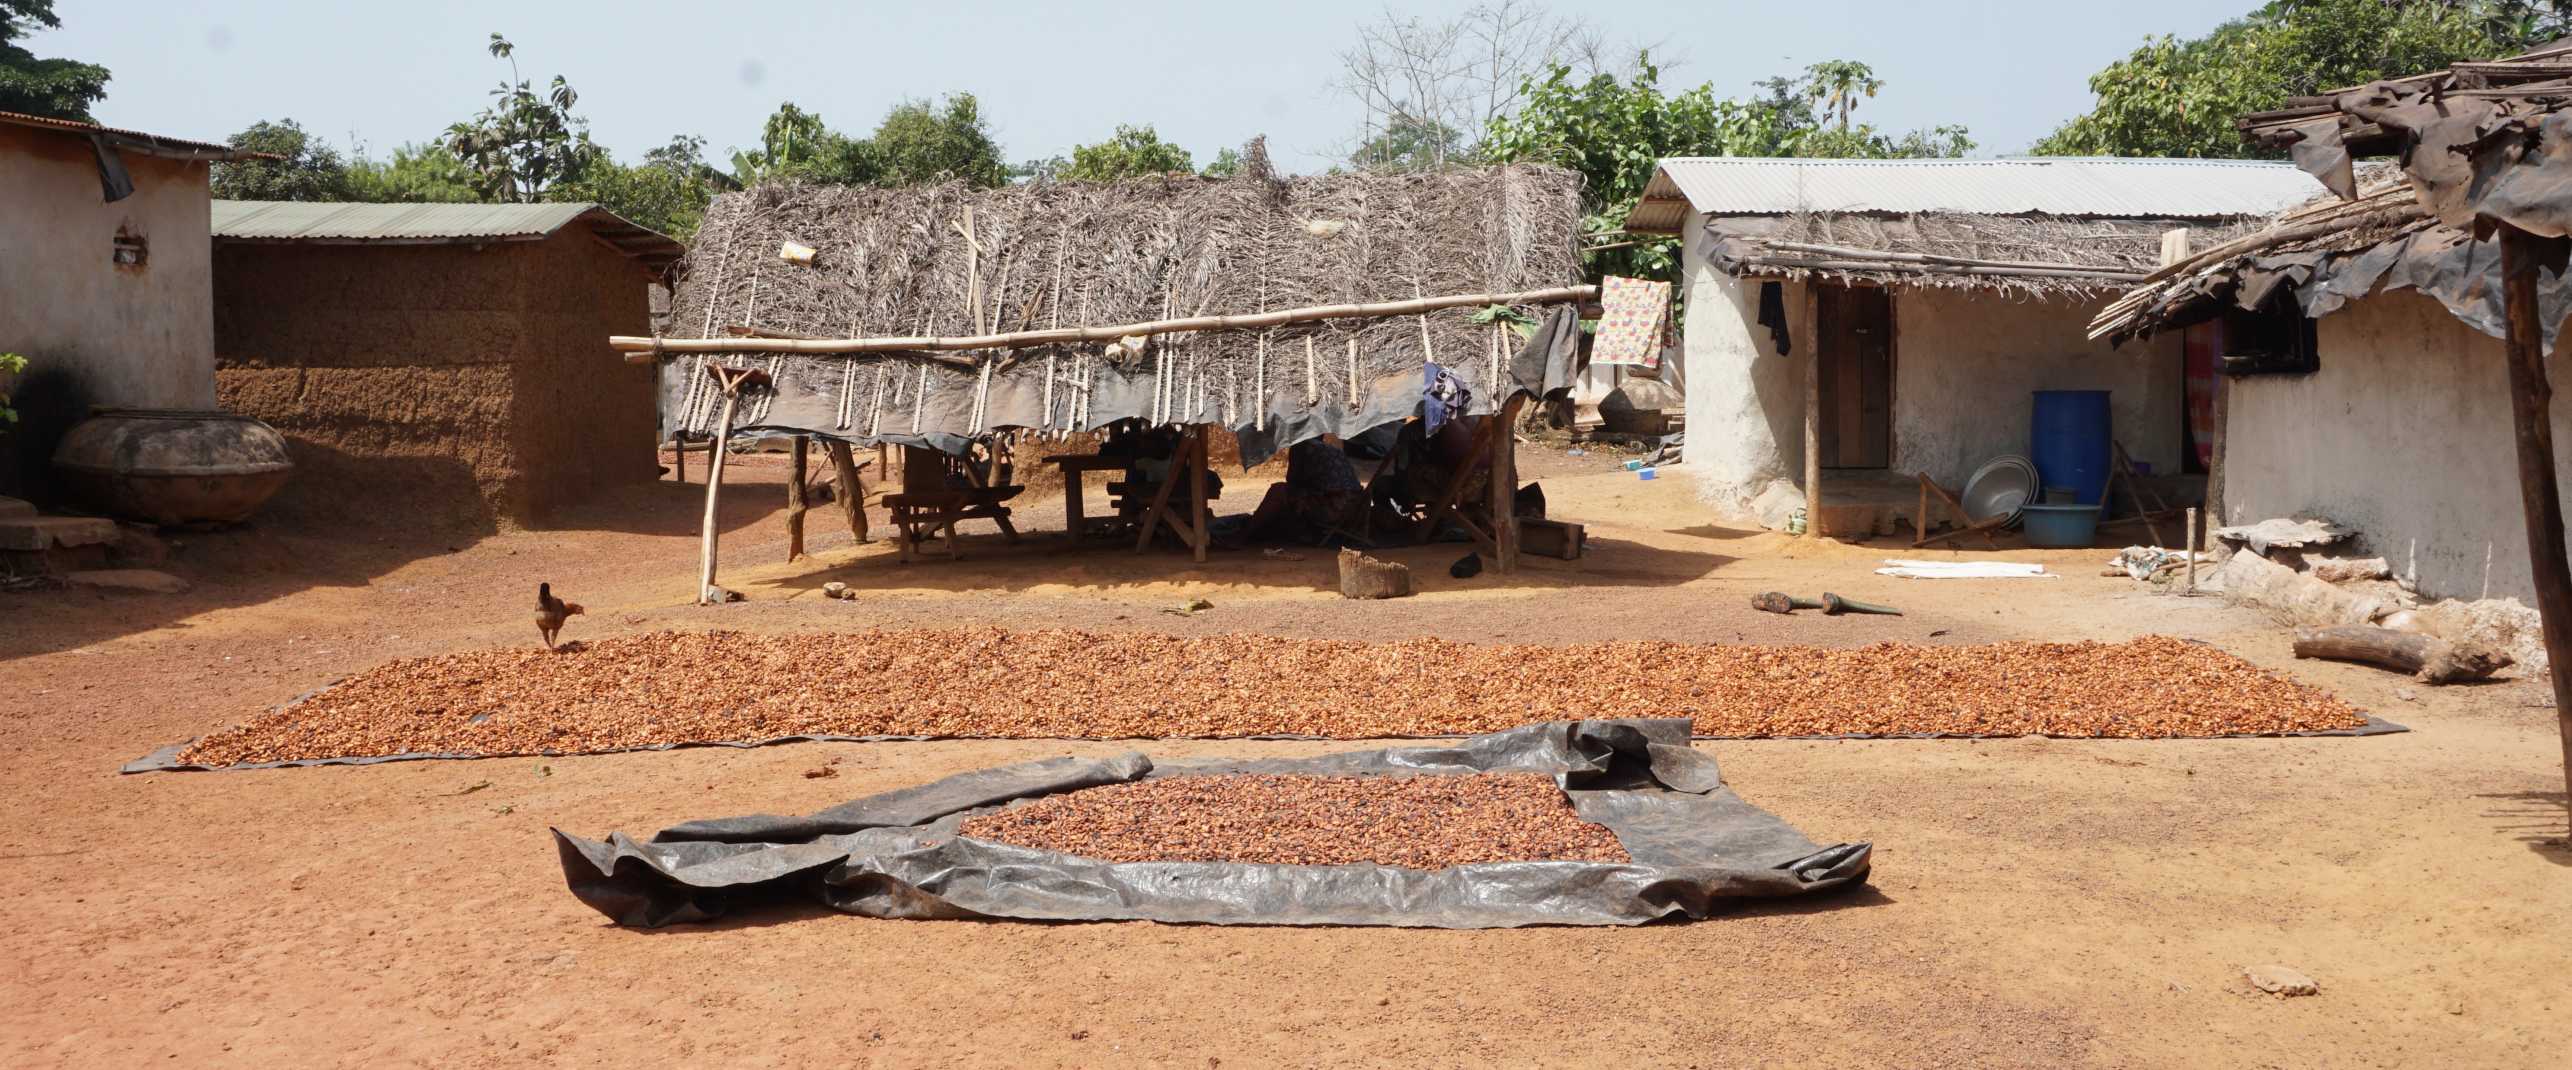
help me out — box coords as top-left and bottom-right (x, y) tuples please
(51, 409), (293, 525)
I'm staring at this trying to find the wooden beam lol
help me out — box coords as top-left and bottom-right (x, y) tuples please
(1803, 284), (1822, 535)
(1490, 394), (1526, 572)
(1188, 425), (1209, 564)
(2498, 226), (2572, 839)
(610, 285), (1601, 361)
(698, 395), (739, 605)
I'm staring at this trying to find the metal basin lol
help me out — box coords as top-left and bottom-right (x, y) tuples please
(1960, 454), (2039, 526)
(52, 409), (294, 525)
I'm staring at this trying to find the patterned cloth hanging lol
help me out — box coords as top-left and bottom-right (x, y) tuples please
(1593, 275), (1670, 368)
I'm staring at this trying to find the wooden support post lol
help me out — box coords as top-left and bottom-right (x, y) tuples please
(1188, 425), (1209, 564)
(698, 397), (738, 605)
(1803, 285), (1822, 535)
(786, 435), (809, 562)
(671, 431), (686, 483)
(826, 440), (870, 544)
(2498, 226), (2572, 839)
(1489, 394), (1525, 572)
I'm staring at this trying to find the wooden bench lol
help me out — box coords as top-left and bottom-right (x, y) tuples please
(882, 486), (1023, 563)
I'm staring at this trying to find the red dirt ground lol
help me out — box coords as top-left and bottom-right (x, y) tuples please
(4, 444), (2568, 1068)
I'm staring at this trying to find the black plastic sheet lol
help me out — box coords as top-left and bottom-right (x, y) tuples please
(552, 719), (1874, 929)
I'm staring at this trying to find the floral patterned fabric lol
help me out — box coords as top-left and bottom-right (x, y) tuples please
(1593, 275), (1669, 368)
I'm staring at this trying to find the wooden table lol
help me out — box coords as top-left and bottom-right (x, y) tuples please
(883, 486), (1023, 563)
(1043, 453), (1130, 541)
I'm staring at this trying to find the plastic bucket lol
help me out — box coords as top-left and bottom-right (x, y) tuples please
(2031, 390), (2111, 506)
(2020, 503), (2102, 548)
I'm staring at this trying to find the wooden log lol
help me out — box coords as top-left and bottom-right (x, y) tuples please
(825, 439), (871, 544)
(2498, 226), (2572, 837)
(670, 431), (686, 483)
(1802, 284), (1822, 538)
(1337, 548), (1414, 600)
(786, 436), (809, 562)
(1489, 394), (1526, 572)
(610, 285), (1600, 361)
(2292, 625), (2512, 685)
(1187, 425), (1208, 564)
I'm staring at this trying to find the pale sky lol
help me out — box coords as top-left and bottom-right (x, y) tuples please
(39, 1), (2258, 171)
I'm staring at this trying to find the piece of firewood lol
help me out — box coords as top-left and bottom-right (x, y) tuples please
(2291, 625), (2511, 684)
(1338, 549), (1414, 600)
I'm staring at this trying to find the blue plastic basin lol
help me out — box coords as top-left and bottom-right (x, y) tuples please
(2020, 503), (2102, 548)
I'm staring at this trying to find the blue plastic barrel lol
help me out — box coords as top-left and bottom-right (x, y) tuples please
(2030, 390), (2112, 506)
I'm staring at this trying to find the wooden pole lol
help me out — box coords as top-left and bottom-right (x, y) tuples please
(786, 435), (809, 561)
(698, 393), (739, 605)
(2498, 226), (2572, 839)
(1803, 285), (1823, 535)
(670, 431), (686, 483)
(826, 439), (870, 544)
(1490, 394), (1525, 572)
(611, 285), (1601, 361)
(1188, 425), (1209, 564)
(2184, 507), (2200, 596)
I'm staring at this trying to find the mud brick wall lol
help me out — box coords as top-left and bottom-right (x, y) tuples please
(213, 235), (655, 530)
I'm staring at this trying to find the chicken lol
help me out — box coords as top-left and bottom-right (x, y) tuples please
(534, 582), (584, 649)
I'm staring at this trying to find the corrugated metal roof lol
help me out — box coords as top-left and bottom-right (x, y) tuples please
(1623, 157), (2323, 235)
(0, 108), (263, 159)
(211, 200), (683, 274)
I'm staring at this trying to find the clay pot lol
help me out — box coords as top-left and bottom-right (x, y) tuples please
(51, 409), (293, 525)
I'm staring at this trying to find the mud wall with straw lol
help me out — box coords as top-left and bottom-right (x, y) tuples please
(214, 234), (655, 530)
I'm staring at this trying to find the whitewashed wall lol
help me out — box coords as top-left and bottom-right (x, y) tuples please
(2224, 289), (2572, 602)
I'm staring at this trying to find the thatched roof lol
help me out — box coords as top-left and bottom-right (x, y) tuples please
(1713, 212), (2259, 299)
(649, 158), (1588, 457)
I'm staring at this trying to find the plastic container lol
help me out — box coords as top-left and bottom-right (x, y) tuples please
(2030, 390), (2111, 506)
(2020, 503), (2103, 548)
(2041, 485), (2079, 505)
(1637, 467), (1657, 480)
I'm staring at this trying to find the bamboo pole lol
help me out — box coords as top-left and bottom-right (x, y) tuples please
(612, 286), (1600, 361)
(2499, 226), (2572, 839)
(1803, 285), (1823, 536)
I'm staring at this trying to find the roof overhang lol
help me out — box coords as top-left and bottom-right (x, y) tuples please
(0, 109), (270, 162)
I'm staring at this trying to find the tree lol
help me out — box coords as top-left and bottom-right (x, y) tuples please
(211, 120), (354, 201)
(1481, 55), (1735, 282)
(0, 0), (107, 120)
(444, 33), (599, 201)
(1336, 0), (1651, 171)
(866, 93), (1007, 187)
(1062, 124), (1193, 181)
(345, 142), (481, 203)
(1200, 147), (1244, 178)
(1802, 60), (1883, 132)
(1347, 112), (1466, 172)
(2036, 0), (2528, 158)
(730, 102), (876, 185)
(554, 134), (724, 239)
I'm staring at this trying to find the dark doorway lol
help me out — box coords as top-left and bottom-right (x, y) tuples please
(1816, 284), (1894, 469)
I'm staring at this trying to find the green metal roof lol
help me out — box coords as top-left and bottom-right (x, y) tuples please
(210, 200), (683, 274)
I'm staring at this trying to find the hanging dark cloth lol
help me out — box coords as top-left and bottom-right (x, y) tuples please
(88, 134), (134, 203)
(1755, 281), (1792, 355)
(1421, 360), (1471, 435)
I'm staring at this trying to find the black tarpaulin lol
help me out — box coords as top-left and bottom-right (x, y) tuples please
(551, 719), (1873, 929)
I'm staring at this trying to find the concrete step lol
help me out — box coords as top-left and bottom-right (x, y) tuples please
(0, 514), (120, 552)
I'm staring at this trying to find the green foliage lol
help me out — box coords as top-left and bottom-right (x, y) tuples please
(211, 119), (354, 201)
(731, 102), (877, 185)
(444, 33), (600, 202)
(1349, 111), (1468, 171)
(2036, 0), (2532, 158)
(553, 134), (722, 239)
(345, 142), (481, 203)
(0, 0), (106, 120)
(867, 93), (1007, 187)
(1480, 55), (1741, 283)
(1802, 60), (1883, 132)
(1062, 124), (1194, 181)
(1200, 147), (1243, 178)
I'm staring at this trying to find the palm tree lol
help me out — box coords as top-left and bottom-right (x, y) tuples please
(1803, 60), (1883, 132)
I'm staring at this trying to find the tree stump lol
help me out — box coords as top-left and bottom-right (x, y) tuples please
(1337, 549), (1413, 600)
(2292, 625), (2512, 684)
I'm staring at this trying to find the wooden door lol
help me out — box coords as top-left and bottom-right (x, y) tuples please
(1816, 285), (1894, 469)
